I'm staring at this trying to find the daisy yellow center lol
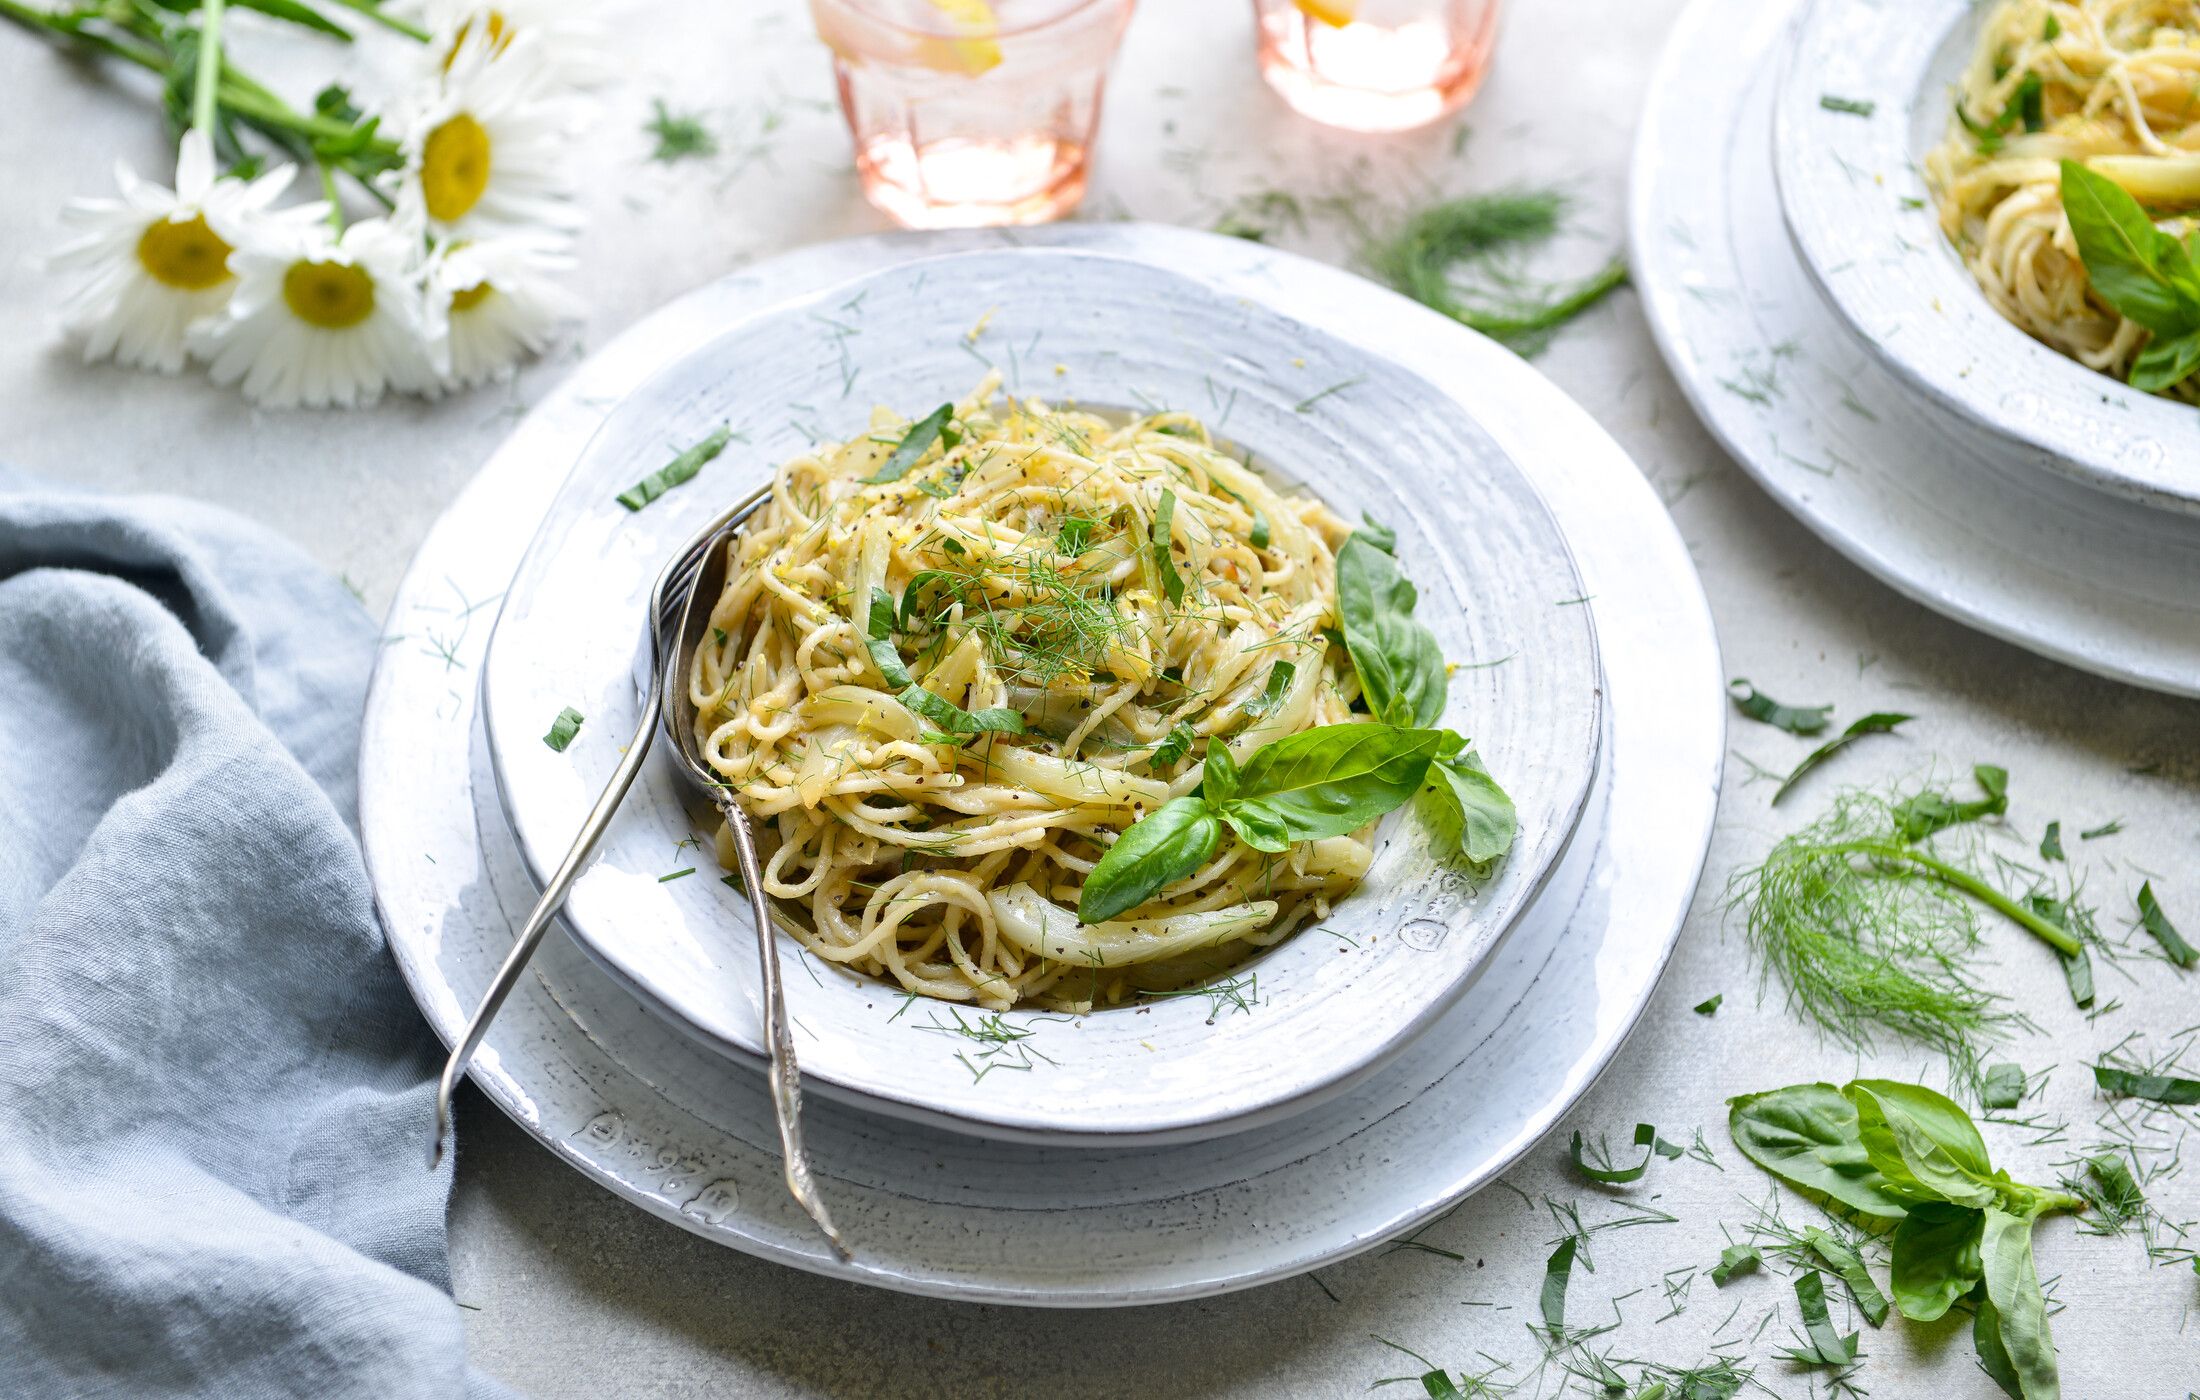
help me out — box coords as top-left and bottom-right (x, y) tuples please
(136, 213), (233, 291)
(450, 280), (495, 312)
(422, 114), (494, 223)
(282, 259), (377, 330)
(441, 9), (511, 71)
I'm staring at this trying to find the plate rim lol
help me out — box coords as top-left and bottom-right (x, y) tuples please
(473, 241), (1608, 1145)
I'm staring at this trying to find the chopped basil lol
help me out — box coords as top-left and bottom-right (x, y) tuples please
(1242, 661), (1295, 720)
(1820, 94), (1876, 117)
(1770, 711), (1913, 806)
(1152, 488), (1185, 606)
(2138, 882), (2195, 967)
(542, 706), (584, 752)
(860, 403), (954, 484)
(616, 426), (732, 511)
(1694, 993), (1723, 1016)
(2093, 1063), (2200, 1105)
(1728, 678), (1832, 735)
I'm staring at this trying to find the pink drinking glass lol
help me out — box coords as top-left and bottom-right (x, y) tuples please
(1251, 0), (1503, 133)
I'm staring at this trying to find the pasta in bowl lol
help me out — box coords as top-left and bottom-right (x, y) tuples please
(692, 375), (1512, 1013)
(480, 246), (1601, 1142)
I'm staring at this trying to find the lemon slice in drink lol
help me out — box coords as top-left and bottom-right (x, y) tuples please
(1292, 0), (1359, 25)
(917, 0), (1004, 75)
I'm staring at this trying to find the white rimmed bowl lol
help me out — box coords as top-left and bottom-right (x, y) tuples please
(1773, 0), (2200, 516)
(478, 245), (1603, 1146)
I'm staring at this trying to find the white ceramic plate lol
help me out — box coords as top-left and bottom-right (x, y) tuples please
(1774, 0), (2200, 516)
(1634, 0), (2200, 698)
(359, 225), (1723, 1303)
(477, 247), (1603, 1146)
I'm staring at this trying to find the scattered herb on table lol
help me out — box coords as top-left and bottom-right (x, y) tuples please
(1777, 1270), (1859, 1369)
(1889, 763), (2006, 841)
(1729, 1078), (2082, 1397)
(2136, 882), (2195, 967)
(1820, 94), (1876, 117)
(1540, 1236), (1578, 1333)
(542, 706), (584, 752)
(1695, 992), (1723, 1016)
(1771, 711), (1912, 805)
(1710, 1242), (1762, 1285)
(658, 867), (694, 883)
(617, 426), (733, 511)
(2039, 820), (2063, 861)
(2092, 1062), (2200, 1105)
(2079, 818), (2123, 841)
(1728, 678), (1832, 735)
(1363, 189), (1628, 354)
(1980, 1063), (2028, 1110)
(644, 98), (716, 163)
(1570, 1123), (1672, 1185)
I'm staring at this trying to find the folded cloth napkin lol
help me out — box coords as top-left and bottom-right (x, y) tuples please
(0, 473), (514, 1400)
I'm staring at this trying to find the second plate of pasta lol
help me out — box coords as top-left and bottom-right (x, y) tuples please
(478, 245), (1603, 1144)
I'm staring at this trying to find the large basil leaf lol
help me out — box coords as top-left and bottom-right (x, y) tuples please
(1846, 1080), (1997, 1209)
(1889, 1201), (1985, 1322)
(2131, 327), (2200, 394)
(1977, 1208), (2059, 1400)
(1726, 1083), (1912, 1219)
(2060, 160), (2200, 337)
(1427, 735), (1517, 865)
(1336, 533), (1447, 730)
(1076, 795), (1222, 925)
(1212, 724), (1446, 853)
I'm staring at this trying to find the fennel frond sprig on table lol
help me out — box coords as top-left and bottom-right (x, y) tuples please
(1363, 189), (1628, 354)
(1728, 770), (2083, 1091)
(3, 0), (594, 406)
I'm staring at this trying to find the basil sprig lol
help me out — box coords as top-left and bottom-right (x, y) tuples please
(1077, 722), (1449, 924)
(865, 587), (1024, 739)
(1729, 1078), (2082, 1399)
(2060, 160), (2200, 392)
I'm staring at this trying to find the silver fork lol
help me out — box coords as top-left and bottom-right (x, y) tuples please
(430, 487), (847, 1259)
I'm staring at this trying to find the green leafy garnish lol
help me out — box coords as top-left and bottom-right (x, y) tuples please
(2039, 821), (2063, 861)
(1569, 1123), (1663, 1185)
(1365, 190), (1628, 353)
(861, 403), (954, 484)
(1819, 94), (1875, 117)
(1355, 512), (1399, 555)
(1979, 1063), (2026, 1110)
(1889, 763), (2007, 841)
(1728, 678), (1832, 735)
(616, 426), (732, 511)
(1802, 1225), (1890, 1326)
(864, 586), (1025, 740)
(1694, 993), (1723, 1015)
(1076, 795), (1221, 924)
(2092, 1062), (2200, 1104)
(1207, 725), (1448, 853)
(1777, 1271), (1858, 1368)
(542, 706), (584, 752)
(1151, 487), (1185, 606)
(2079, 817), (2124, 840)
(2060, 159), (2200, 392)
(1055, 513), (1096, 556)
(1771, 711), (1912, 805)
(1242, 661), (1295, 721)
(1337, 530), (1446, 729)
(1150, 721), (1195, 769)
(1248, 507), (1271, 551)
(2137, 881), (2195, 967)
(1710, 1243), (1761, 1285)
(1540, 1236), (1578, 1332)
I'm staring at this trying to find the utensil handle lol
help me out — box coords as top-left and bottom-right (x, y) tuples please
(430, 672), (664, 1165)
(717, 792), (849, 1260)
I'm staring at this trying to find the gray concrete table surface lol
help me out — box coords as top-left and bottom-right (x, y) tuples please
(4, 1), (2196, 1396)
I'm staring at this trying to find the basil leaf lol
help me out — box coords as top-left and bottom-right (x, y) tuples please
(897, 569), (958, 631)
(1770, 711), (1913, 806)
(1803, 1227), (1890, 1327)
(1357, 513), (1399, 555)
(1694, 993), (1723, 1015)
(2130, 327), (2200, 393)
(1152, 488), (1185, 606)
(1889, 1201), (1984, 1323)
(1243, 661), (1295, 721)
(1570, 1123), (1660, 1184)
(1212, 724), (1446, 853)
(2039, 820), (2063, 861)
(1150, 720), (1195, 769)
(1728, 678), (1832, 735)
(1077, 795), (1222, 925)
(1846, 1079), (1997, 1208)
(867, 586), (1024, 739)
(1540, 1236), (1577, 1332)
(1778, 1270), (1858, 1368)
(1890, 763), (2009, 842)
(1337, 534), (1447, 729)
(2138, 881), (2196, 968)
(2059, 160), (2200, 337)
(1249, 507), (1271, 551)
(1427, 738), (1518, 865)
(1980, 1063), (2026, 1111)
(1974, 1283), (2022, 1399)
(2060, 940), (2095, 1008)
(2093, 1062), (2200, 1105)
(616, 425), (732, 511)
(861, 403), (953, 484)
(865, 587), (916, 688)
(542, 706), (584, 752)
(1978, 1208), (2059, 1400)
(1726, 1083), (1912, 1219)
(1710, 1243), (1761, 1285)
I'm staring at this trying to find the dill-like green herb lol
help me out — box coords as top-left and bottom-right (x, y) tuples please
(1729, 783), (2082, 1081)
(1364, 190), (1627, 354)
(644, 98), (717, 163)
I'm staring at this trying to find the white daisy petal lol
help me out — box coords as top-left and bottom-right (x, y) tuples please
(398, 0), (618, 89)
(416, 233), (579, 393)
(392, 29), (580, 243)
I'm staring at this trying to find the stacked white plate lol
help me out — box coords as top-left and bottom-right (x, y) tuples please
(361, 225), (1725, 1301)
(1634, 0), (2200, 696)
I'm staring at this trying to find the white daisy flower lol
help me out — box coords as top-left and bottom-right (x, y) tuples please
(400, 0), (617, 88)
(189, 215), (435, 409)
(417, 234), (580, 392)
(391, 31), (581, 241)
(47, 130), (299, 373)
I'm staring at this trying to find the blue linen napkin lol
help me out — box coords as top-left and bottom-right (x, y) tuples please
(0, 473), (515, 1400)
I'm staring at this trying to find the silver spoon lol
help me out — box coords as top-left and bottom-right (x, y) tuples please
(659, 524), (846, 1258)
(432, 487), (845, 1259)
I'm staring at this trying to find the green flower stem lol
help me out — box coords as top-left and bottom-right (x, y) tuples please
(192, 0), (225, 135)
(1840, 840), (2085, 956)
(322, 0), (430, 43)
(0, 1), (165, 71)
